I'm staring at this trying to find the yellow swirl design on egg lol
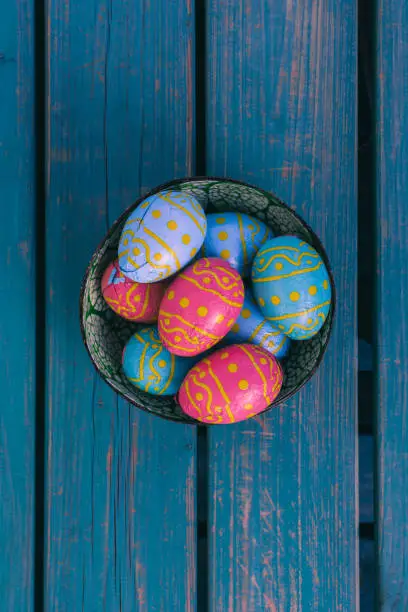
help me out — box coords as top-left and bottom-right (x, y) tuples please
(238, 345), (270, 403)
(255, 249), (319, 273)
(143, 227), (181, 269)
(159, 310), (220, 340)
(266, 300), (331, 321)
(159, 192), (205, 235)
(178, 273), (243, 307)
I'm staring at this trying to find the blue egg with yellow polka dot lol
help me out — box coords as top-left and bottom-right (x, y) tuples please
(202, 212), (273, 277)
(251, 236), (332, 340)
(122, 327), (196, 395)
(118, 190), (207, 283)
(223, 292), (290, 358)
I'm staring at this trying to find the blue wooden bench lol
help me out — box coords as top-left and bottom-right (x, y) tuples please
(1, 0), (407, 609)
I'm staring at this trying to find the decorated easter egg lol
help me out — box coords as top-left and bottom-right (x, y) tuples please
(252, 236), (332, 340)
(101, 260), (166, 322)
(118, 190), (207, 283)
(178, 344), (283, 424)
(158, 257), (245, 356)
(223, 292), (290, 358)
(201, 212), (273, 277)
(122, 327), (196, 395)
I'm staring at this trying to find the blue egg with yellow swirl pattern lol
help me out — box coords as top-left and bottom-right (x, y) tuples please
(118, 190), (207, 283)
(251, 236), (332, 340)
(201, 212), (273, 277)
(223, 292), (290, 358)
(122, 327), (196, 396)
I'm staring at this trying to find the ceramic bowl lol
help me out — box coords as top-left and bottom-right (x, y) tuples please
(80, 178), (335, 423)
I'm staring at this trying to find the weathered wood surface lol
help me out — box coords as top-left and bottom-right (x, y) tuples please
(376, 1), (408, 608)
(0, 1), (35, 609)
(45, 0), (197, 609)
(206, 1), (358, 609)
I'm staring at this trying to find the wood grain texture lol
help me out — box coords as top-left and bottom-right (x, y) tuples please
(206, 1), (358, 610)
(376, 1), (408, 608)
(0, 1), (35, 609)
(46, 0), (196, 609)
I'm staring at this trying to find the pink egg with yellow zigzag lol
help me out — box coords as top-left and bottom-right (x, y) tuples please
(178, 343), (283, 424)
(158, 258), (244, 356)
(101, 260), (166, 322)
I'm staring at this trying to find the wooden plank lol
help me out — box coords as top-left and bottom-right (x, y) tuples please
(376, 1), (408, 608)
(46, 1), (196, 609)
(0, 1), (35, 609)
(206, 1), (358, 609)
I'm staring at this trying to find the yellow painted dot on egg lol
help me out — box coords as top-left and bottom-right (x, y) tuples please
(232, 323), (240, 333)
(275, 262), (283, 271)
(221, 352), (229, 360)
(167, 220), (178, 230)
(271, 296), (280, 305)
(244, 403), (253, 411)
(182, 234), (191, 245)
(133, 247), (141, 256)
(290, 291), (300, 302)
(153, 253), (162, 262)
(190, 248), (197, 258)
(196, 393), (203, 401)
(158, 360), (167, 368)
(228, 363), (238, 373)
(241, 309), (251, 319)
(167, 290), (175, 300)
(203, 277), (211, 284)
(308, 285), (317, 296)
(248, 225), (254, 230)
(164, 318), (170, 325)
(152, 210), (161, 219)
(259, 298), (265, 307)
(216, 217), (225, 224)
(220, 249), (230, 260)
(215, 406), (223, 414)
(218, 231), (228, 241)
(197, 306), (208, 317)
(175, 335), (181, 343)
(259, 258), (265, 265)
(222, 276), (229, 283)
(307, 318), (313, 324)
(180, 298), (190, 308)
(238, 379), (249, 391)
(199, 371), (206, 379)
(135, 295), (141, 302)
(260, 358), (267, 365)
(323, 280), (329, 290)
(278, 325), (285, 330)
(216, 314), (225, 324)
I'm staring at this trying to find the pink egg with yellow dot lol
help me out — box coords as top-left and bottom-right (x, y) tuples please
(178, 343), (283, 424)
(101, 260), (167, 322)
(158, 257), (244, 356)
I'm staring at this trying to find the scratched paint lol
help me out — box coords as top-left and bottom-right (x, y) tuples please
(45, 0), (197, 609)
(206, 0), (358, 610)
(376, 0), (408, 608)
(0, 0), (35, 609)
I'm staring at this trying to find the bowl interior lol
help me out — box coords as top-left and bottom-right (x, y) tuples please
(80, 178), (334, 423)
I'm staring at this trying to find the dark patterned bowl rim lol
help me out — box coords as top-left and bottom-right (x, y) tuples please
(79, 176), (336, 424)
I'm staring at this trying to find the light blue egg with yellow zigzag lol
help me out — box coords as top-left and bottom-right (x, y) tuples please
(251, 236), (332, 340)
(223, 292), (290, 359)
(202, 212), (273, 277)
(118, 190), (207, 283)
(122, 327), (197, 396)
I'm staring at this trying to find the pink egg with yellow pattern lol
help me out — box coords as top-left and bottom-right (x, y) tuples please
(158, 257), (244, 356)
(178, 343), (283, 424)
(101, 260), (166, 322)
